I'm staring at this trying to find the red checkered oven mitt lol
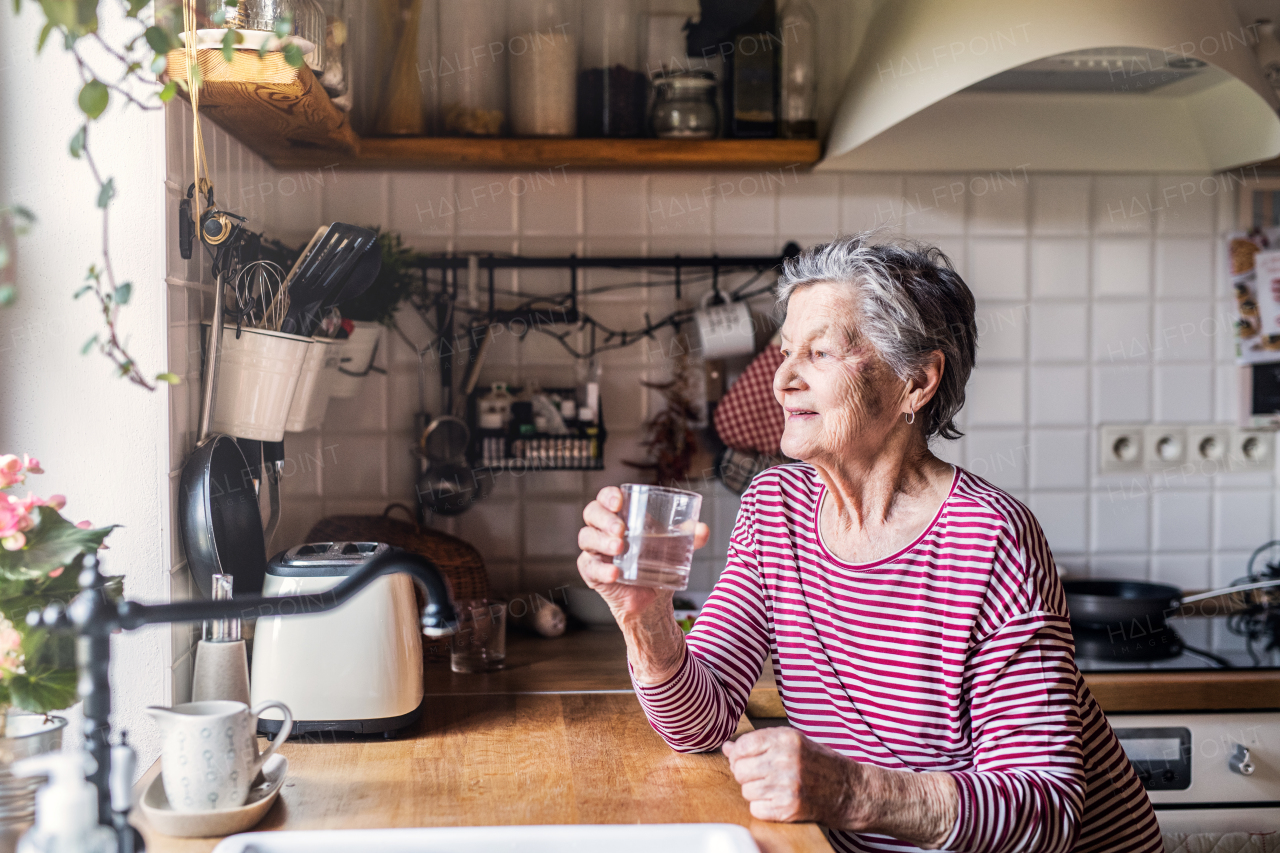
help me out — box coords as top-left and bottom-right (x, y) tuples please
(713, 345), (785, 455)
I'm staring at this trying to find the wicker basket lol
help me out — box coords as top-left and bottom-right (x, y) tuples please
(304, 506), (490, 659)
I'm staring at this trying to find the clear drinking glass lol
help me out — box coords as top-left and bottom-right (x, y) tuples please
(450, 600), (508, 673)
(612, 484), (702, 591)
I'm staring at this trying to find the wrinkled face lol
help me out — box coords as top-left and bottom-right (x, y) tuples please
(774, 283), (904, 464)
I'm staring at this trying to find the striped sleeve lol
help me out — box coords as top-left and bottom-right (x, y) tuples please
(941, 613), (1086, 853)
(632, 486), (772, 753)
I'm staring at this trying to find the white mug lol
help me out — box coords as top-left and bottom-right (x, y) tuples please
(147, 699), (293, 812)
(694, 292), (756, 360)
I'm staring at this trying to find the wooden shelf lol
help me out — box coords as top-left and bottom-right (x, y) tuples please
(187, 66), (822, 172)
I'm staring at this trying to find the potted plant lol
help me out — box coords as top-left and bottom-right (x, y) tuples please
(0, 455), (117, 840)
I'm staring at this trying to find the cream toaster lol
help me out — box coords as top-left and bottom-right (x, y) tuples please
(250, 542), (424, 737)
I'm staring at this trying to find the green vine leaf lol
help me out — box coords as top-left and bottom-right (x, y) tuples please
(273, 13), (292, 38)
(220, 28), (238, 62)
(114, 281), (131, 305)
(0, 286), (15, 308)
(36, 20), (54, 51)
(81, 334), (98, 354)
(77, 79), (108, 119)
(159, 80), (177, 102)
(73, 284), (91, 299)
(211, 7), (226, 26)
(283, 42), (304, 68)
(68, 125), (85, 158)
(151, 53), (167, 75)
(144, 24), (174, 54)
(156, 372), (180, 385)
(96, 177), (115, 209)
(126, 0), (147, 16)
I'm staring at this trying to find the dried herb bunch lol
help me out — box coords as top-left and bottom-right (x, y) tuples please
(627, 341), (699, 486)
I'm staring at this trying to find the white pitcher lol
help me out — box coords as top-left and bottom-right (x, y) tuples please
(146, 699), (292, 812)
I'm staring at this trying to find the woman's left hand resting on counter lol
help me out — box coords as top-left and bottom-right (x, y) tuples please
(722, 727), (958, 849)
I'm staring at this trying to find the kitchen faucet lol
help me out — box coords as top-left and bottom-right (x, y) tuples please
(27, 549), (460, 851)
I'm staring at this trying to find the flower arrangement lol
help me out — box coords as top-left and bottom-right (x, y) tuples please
(0, 455), (118, 733)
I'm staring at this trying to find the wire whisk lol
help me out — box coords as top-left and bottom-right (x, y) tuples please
(230, 260), (289, 332)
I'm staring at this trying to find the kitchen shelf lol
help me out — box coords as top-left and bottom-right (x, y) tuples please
(185, 66), (822, 172)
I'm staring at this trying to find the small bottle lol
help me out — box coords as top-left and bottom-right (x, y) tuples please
(13, 751), (118, 853)
(778, 0), (817, 139)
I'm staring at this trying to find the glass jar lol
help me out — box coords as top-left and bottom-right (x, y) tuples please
(296, 0), (326, 73)
(577, 0), (644, 137)
(315, 0), (349, 100)
(778, 0), (817, 139)
(437, 0), (508, 136)
(508, 0), (578, 136)
(374, 0), (427, 135)
(649, 70), (718, 139)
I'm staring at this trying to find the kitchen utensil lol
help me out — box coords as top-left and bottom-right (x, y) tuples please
(249, 542), (425, 736)
(179, 434), (269, 599)
(192, 574), (251, 705)
(139, 754), (286, 839)
(612, 484), (702, 592)
(283, 337), (340, 433)
(146, 700), (293, 813)
(281, 224), (377, 337)
(416, 301), (482, 518)
(324, 242), (382, 313)
(1064, 578), (1280, 630)
(328, 321), (382, 398)
(206, 325), (312, 441)
(694, 291), (756, 360)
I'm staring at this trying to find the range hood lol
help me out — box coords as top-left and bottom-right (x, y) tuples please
(818, 0), (1280, 173)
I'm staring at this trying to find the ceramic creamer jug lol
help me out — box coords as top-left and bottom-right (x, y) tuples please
(146, 699), (293, 812)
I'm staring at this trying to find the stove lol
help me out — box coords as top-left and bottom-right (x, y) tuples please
(1072, 614), (1280, 834)
(1074, 613), (1280, 672)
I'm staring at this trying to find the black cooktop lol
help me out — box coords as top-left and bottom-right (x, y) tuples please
(1073, 613), (1280, 672)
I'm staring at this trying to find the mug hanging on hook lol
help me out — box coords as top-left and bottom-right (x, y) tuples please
(694, 288), (755, 360)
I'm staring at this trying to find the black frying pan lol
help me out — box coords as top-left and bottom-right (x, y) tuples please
(1063, 580), (1182, 628)
(179, 434), (268, 599)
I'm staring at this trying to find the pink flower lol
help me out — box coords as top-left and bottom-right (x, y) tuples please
(75, 520), (92, 529)
(0, 495), (33, 540)
(0, 455), (24, 489)
(48, 566), (63, 578)
(0, 616), (24, 678)
(43, 495), (65, 511)
(22, 456), (42, 475)
(1, 532), (24, 551)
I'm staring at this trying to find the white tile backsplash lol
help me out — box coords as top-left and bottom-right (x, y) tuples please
(968, 238), (1028, 300)
(1030, 238), (1089, 298)
(163, 151), (1266, 598)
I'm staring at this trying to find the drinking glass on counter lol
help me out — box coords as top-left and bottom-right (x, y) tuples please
(612, 484), (702, 591)
(451, 600), (508, 673)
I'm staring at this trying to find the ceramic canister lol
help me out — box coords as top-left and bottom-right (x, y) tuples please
(146, 700), (292, 812)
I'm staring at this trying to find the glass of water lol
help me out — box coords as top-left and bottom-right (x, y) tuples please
(612, 484), (703, 591)
(450, 600), (507, 673)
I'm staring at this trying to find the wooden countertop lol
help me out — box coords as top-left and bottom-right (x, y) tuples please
(133, 690), (829, 853)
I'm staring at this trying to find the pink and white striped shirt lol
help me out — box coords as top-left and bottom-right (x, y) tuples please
(634, 464), (1163, 853)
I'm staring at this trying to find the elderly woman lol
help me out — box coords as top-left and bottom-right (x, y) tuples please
(577, 236), (1162, 853)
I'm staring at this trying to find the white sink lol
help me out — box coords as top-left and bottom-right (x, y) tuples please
(211, 824), (759, 853)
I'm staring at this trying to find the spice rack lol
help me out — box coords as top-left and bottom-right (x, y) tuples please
(466, 386), (607, 472)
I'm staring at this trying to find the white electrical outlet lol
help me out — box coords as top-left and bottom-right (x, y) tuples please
(1186, 426), (1231, 469)
(1229, 428), (1275, 471)
(1143, 425), (1187, 468)
(1099, 425), (1145, 473)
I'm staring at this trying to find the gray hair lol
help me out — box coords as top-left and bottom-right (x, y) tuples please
(775, 234), (977, 441)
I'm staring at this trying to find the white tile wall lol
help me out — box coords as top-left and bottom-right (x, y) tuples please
(164, 102), (272, 703)
(161, 134), (1278, 606)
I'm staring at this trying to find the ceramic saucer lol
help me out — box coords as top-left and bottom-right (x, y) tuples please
(140, 754), (287, 838)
